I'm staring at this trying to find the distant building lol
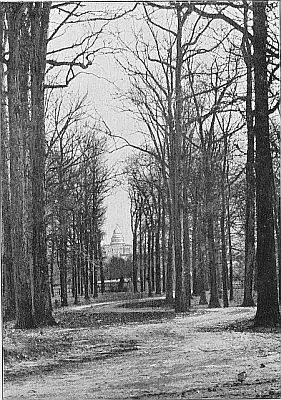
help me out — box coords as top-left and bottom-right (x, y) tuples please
(102, 225), (132, 261)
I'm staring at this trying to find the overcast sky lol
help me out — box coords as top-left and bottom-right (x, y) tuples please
(47, 1), (261, 245)
(48, 3), (141, 244)
(74, 52), (135, 245)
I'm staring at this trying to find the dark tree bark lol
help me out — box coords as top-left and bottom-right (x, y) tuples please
(207, 214), (220, 308)
(241, 3), (255, 307)
(147, 219), (152, 297)
(197, 215), (208, 305)
(77, 220), (82, 296)
(82, 177), (89, 300)
(219, 133), (229, 308)
(93, 232), (99, 298)
(98, 239), (105, 295)
(139, 211), (144, 292)
(132, 218), (139, 292)
(1, 6), (16, 319)
(204, 159), (220, 309)
(143, 230), (147, 293)
(131, 196), (139, 293)
(29, 2), (55, 325)
(191, 190), (199, 296)
(150, 221), (155, 292)
(58, 234), (68, 306)
(7, 4), (35, 329)
(274, 196), (281, 304)
(220, 150), (229, 308)
(155, 194), (162, 294)
(84, 232), (89, 300)
(161, 200), (166, 293)
(182, 190), (191, 309)
(71, 216), (78, 305)
(50, 225), (55, 298)
(89, 255), (94, 296)
(253, 1), (280, 326)
(226, 168), (234, 301)
(166, 217), (174, 303)
(58, 139), (68, 306)
(172, 5), (184, 313)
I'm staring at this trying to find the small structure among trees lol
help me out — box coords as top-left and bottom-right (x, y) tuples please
(103, 226), (132, 261)
(102, 226), (133, 291)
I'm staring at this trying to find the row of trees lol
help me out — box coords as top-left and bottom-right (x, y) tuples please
(126, 150), (240, 307)
(1, 1), (280, 329)
(120, 1), (280, 326)
(1, 2), (124, 327)
(46, 97), (111, 306)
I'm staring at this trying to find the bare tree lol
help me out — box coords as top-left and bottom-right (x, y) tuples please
(252, 1), (280, 326)
(29, 2), (55, 325)
(6, 4), (35, 328)
(1, 4), (16, 320)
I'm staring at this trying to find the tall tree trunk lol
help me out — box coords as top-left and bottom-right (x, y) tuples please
(173, 5), (184, 312)
(150, 221), (155, 292)
(71, 218), (78, 305)
(220, 153), (229, 308)
(58, 139), (68, 306)
(7, 4), (35, 328)
(191, 191), (199, 296)
(253, 1), (280, 326)
(73, 261), (78, 305)
(166, 217), (174, 303)
(89, 260), (93, 295)
(93, 229), (98, 298)
(59, 234), (68, 307)
(242, 3), (255, 307)
(161, 200), (166, 293)
(207, 215), (220, 308)
(205, 159), (220, 309)
(147, 221), (152, 297)
(139, 212), (144, 292)
(84, 231), (89, 300)
(132, 213), (139, 292)
(143, 230), (147, 293)
(98, 239), (105, 294)
(1, 7), (16, 319)
(214, 219), (222, 299)
(77, 227), (82, 296)
(226, 168), (234, 301)
(197, 214), (208, 305)
(182, 202), (191, 309)
(155, 198), (161, 294)
(29, 2), (55, 325)
(89, 215), (94, 295)
(50, 226), (55, 298)
(274, 196), (281, 304)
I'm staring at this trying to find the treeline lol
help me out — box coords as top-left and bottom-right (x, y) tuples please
(46, 97), (111, 307)
(126, 150), (240, 308)
(120, 2), (280, 326)
(1, 2), (280, 329)
(1, 2), (118, 327)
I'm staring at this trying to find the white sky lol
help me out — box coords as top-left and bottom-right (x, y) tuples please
(48, 3), (141, 244)
(70, 58), (135, 244)
(47, 1), (279, 245)
(47, 2), (232, 245)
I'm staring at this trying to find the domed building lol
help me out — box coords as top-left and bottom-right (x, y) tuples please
(110, 225), (125, 246)
(103, 225), (132, 260)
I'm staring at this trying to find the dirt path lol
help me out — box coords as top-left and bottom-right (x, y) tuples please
(4, 307), (281, 399)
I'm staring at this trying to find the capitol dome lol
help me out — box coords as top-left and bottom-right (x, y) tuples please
(110, 225), (125, 245)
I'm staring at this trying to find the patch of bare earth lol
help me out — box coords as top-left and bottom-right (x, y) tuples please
(3, 301), (281, 399)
